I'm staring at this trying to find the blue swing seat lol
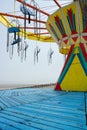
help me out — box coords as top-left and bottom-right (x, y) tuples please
(11, 38), (21, 45)
(8, 27), (20, 33)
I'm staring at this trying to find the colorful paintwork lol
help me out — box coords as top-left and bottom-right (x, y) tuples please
(55, 43), (87, 91)
(46, 1), (87, 54)
(54, 15), (67, 38)
(46, 1), (87, 91)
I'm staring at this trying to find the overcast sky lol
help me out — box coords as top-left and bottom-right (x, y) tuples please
(0, 0), (64, 86)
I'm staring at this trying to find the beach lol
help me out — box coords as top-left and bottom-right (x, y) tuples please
(0, 83), (55, 90)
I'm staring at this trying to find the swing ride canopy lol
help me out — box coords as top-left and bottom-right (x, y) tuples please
(46, 0), (87, 54)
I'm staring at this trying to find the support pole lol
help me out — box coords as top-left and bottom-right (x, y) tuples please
(54, 0), (61, 8)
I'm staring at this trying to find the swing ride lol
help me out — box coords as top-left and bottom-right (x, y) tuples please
(0, 0), (87, 91)
(1, 1), (87, 129)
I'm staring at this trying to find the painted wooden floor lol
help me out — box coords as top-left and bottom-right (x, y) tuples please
(0, 87), (87, 130)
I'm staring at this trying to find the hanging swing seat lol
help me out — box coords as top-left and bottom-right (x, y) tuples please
(25, 44), (28, 50)
(20, 5), (35, 16)
(8, 27), (20, 33)
(11, 38), (21, 45)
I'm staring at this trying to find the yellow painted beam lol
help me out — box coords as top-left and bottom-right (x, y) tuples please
(0, 15), (54, 42)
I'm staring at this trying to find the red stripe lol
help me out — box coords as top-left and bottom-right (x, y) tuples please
(55, 16), (63, 31)
(67, 9), (74, 31)
(72, 36), (78, 42)
(60, 44), (75, 76)
(55, 83), (61, 90)
(82, 36), (87, 41)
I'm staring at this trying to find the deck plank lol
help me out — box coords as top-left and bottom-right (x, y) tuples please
(0, 87), (87, 130)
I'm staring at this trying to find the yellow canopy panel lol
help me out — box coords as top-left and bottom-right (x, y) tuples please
(46, 1), (87, 54)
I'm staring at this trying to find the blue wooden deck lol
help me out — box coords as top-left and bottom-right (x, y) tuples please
(0, 87), (87, 130)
